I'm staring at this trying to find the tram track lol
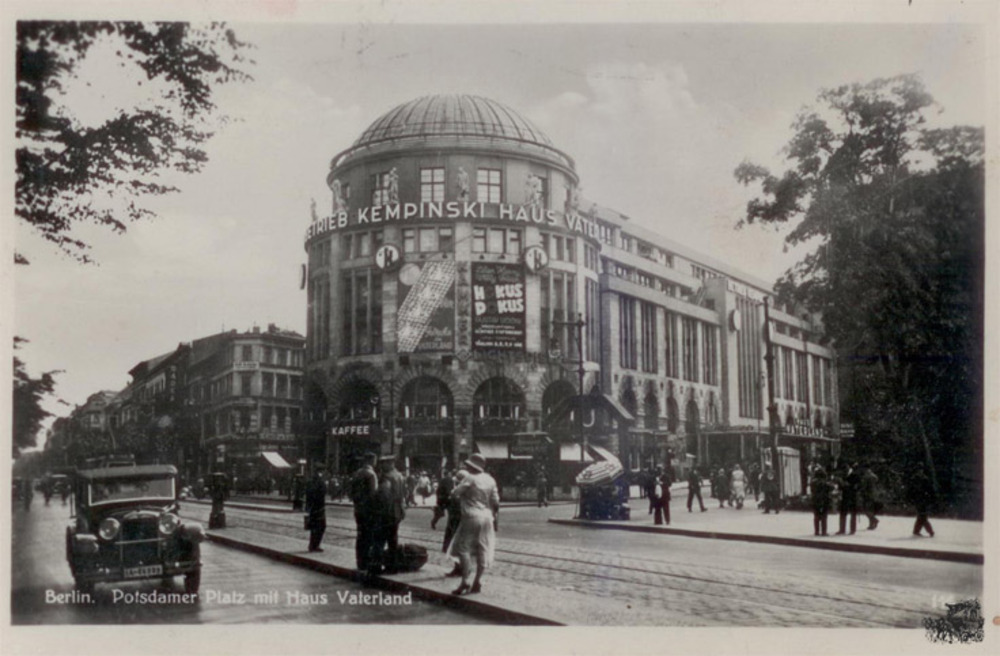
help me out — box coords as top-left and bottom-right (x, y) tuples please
(181, 503), (936, 627)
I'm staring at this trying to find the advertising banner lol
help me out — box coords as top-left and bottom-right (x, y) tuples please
(396, 260), (456, 352)
(471, 262), (526, 351)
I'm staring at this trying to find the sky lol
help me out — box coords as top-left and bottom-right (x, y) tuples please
(7, 4), (993, 448)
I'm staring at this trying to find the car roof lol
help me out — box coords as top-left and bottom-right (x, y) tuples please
(76, 464), (178, 481)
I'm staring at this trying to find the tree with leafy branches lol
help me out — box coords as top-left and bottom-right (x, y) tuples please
(16, 20), (253, 264)
(735, 74), (984, 517)
(12, 337), (62, 458)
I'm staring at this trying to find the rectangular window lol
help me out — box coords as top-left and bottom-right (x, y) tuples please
(420, 167), (445, 203)
(702, 324), (718, 385)
(565, 238), (576, 263)
(438, 227), (454, 251)
(506, 229), (521, 256)
(682, 317), (699, 382)
(276, 375), (288, 399)
(812, 355), (822, 407)
(640, 302), (657, 373)
(783, 348), (795, 400)
(472, 227), (487, 253)
(262, 372), (274, 398)
(736, 296), (762, 419)
(241, 345), (253, 361)
(664, 311), (678, 378)
(619, 297), (637, 369)
(263, 347), (272, 364)
(585, 278), (600, 362)
(372, 171), (391, 206)
(403, 228), (416, 253)
(488, 228), (505, 254)
(796, 351), (810, 403)
(341, 268), (384, 356)
(241, 373), (253, 396)
(418, 227), (436, 252)
(823, 359), (834, 406)
(477, 169), (502, 203)
(342, 233), (353, 259)
(357, 232), (371, 257)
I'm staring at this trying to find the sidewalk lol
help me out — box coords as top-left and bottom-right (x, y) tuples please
(202, 493), (574, 512)
(201, 525), (668, 626)
(551, 487), (983, 565)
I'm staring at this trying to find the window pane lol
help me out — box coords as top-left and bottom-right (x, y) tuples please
(507, 230), (521, 256)
(419, 228), (436, 252)
(472, 227), (487, 253)
(488, 228), (505, 253)
(438, 227), (454, 251)
(403, 229), (416, 253)
(359, 232), (371, 256)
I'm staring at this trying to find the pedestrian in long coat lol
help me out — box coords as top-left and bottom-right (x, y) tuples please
(760, 468), (780, 514)
(349, 453), (379, 573)
(686, 466), (706, 512)
(652, 475), (670, 525)
(713, 468), (729, 508)
(304, 468), (328, 552)
(859, 464), (881, 530)
(908, 467), (936, 537)
(810, 466), (832, 536)
(836, 463), (860, 535)
(448, 454), (499, 596)
(729, 464), (747, 509)
(373, 456), (407, 571)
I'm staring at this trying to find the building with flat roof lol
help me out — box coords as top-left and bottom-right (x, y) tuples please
(302, 94), (839, 491)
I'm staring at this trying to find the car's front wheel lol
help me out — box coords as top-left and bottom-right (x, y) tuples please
(184, 570), (201, 595)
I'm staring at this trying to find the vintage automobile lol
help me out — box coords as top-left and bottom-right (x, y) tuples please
(66, 464), (204, 595)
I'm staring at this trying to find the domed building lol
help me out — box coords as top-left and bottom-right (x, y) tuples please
(303, 94), (841, 495)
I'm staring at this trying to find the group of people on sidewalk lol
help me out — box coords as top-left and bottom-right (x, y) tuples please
(640, 459), (937, 540)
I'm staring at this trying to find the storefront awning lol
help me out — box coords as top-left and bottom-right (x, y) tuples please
(261, 451), (292, 469)
(560, 444), (594, 462)
(474, 441), (509, 459)
(587, 445), (621, 468)
(548, 393), (636, 425)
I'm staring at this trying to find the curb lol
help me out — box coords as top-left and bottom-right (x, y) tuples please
(547, 519), (983, 565)
(184, 499), (293, 514)
(205, 531), (562, 626)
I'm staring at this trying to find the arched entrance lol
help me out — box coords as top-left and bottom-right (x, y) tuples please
(398, 376), (454, 474)
(472, 377), (527, 488)
(331, 376), (382, 473)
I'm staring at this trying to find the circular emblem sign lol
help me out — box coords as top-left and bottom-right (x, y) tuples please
(375, 244), (402, 271)
(729, 309), (742, 331)
(398, 263), (422, 286)
(523, 245), (549, 273)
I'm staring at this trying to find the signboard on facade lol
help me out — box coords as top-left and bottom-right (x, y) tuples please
(234, 361), (258, 371)
(471, 262), (526, 351)
(396, 260), (456, 352)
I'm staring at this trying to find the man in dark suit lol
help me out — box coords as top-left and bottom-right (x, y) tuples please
(304, 467), (328, 552)
(349, 452), (379, 573)
(372, 455), (407, 573)
(836, 463), (861, 535)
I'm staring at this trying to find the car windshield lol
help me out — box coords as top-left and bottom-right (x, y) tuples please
(88, 478), (175, 504)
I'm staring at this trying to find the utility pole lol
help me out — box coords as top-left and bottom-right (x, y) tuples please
(553, 313), (587, 462)
(763, 298), (781, 495)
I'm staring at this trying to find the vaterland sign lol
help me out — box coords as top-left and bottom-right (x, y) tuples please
(471, 262), (525, 351)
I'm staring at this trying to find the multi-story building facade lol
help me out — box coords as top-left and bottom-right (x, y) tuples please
(187, 325), (306, 481)
(302, 95), (839, 490)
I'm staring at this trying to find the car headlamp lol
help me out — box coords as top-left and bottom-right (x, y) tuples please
(158, 512), (180, 536)
(98, 517), (120, 541)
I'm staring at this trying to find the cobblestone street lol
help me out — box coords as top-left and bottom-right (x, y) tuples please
(180, 502), (980, 627)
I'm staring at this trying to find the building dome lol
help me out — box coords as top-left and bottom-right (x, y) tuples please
(353, 94), (555, 149)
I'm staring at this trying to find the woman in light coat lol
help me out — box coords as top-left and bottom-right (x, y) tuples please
(447, 454), (500, 595)
(729, 464), (747, 509)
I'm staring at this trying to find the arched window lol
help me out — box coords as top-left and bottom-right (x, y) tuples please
(473, 378), (525, 420)
(684, 400), (700, 435)
(785, 408), (795, 426)
(620, 385), (638, 419)
(336, 378), (379, 421)
(643, 390), (659, 430)
(666, 397), (679, 433)
(814, 409), (823, 428)
(399, 377), (452, 420)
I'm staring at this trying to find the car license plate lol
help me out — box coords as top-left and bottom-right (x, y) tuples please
(124, 564), (163, 578)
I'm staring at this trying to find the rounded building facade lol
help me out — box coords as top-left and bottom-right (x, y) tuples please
(303, 94), (841, 492)
(304, 95), (604, 480)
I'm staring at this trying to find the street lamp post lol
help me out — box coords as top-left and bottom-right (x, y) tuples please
(553, 313), (587, 462)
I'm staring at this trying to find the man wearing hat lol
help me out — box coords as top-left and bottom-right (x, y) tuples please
(304, 466), (328, 552)
(372, 455), (407, 572)
(349, 452), (379, 572)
